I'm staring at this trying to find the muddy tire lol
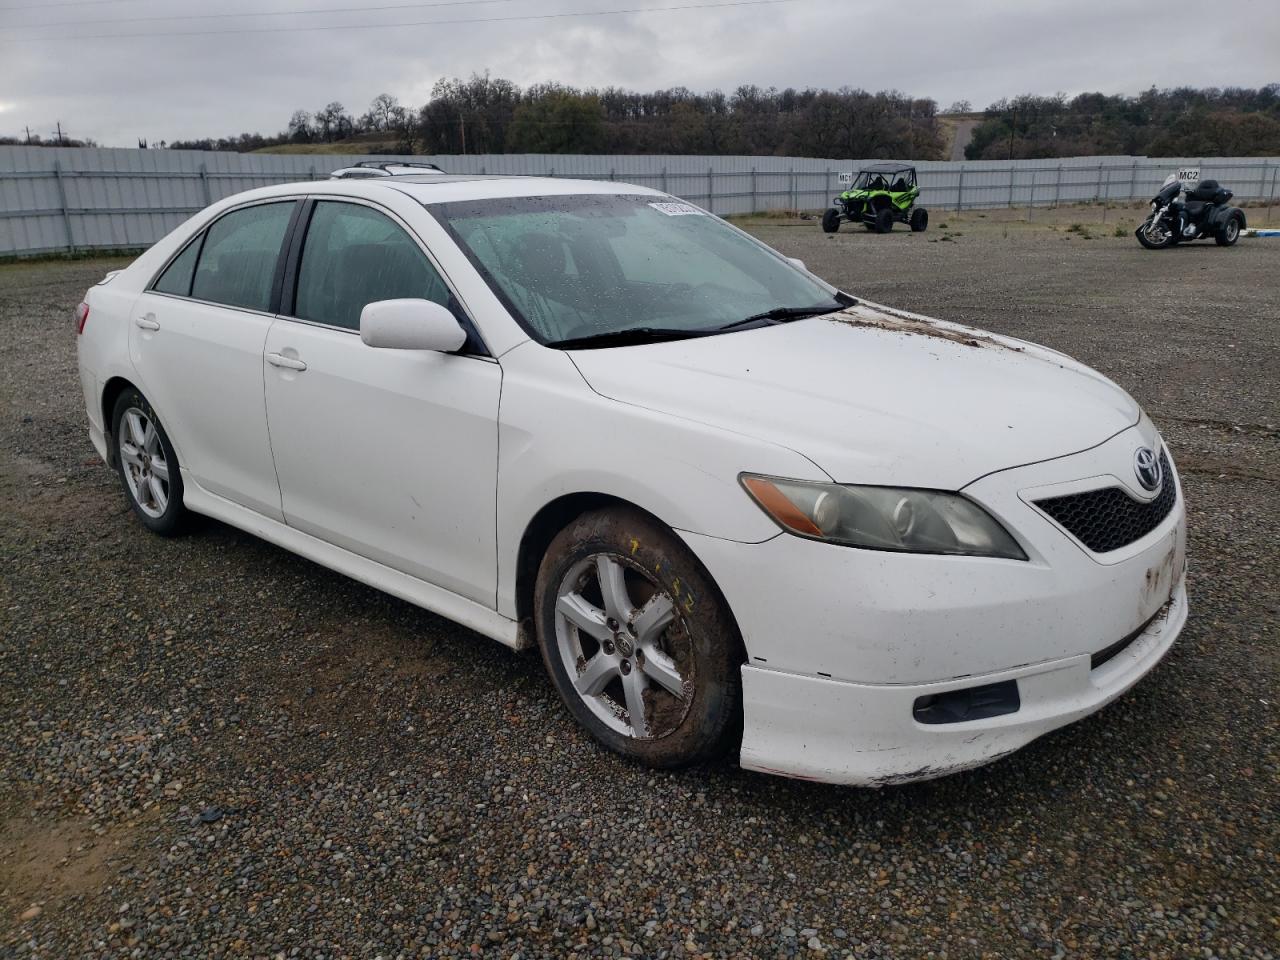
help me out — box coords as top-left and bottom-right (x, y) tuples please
(534, 507), (742, 768)
(111, 387), (189, 536)
(909, 207), (929, 232)
(874, 207), (895, 233)
(821, 208), (841, 233)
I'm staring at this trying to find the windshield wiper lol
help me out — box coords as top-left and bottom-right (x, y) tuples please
(548, 327), (718, 350)
(718, 304), (843, 331)
(718, 293), (856, 331)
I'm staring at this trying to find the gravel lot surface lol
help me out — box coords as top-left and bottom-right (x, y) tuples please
(2, 217), (1277, 959)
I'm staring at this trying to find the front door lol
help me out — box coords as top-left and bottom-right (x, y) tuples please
(262, 199), (501, 606)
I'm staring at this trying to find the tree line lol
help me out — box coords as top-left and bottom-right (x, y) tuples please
(6, 79), (1278, 159)
(160, 75), (944, 159)
(966, 85), (1280, 159)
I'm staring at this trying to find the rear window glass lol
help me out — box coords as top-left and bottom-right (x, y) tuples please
(190, 202), (295, 312)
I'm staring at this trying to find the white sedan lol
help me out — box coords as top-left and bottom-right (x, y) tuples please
(75, 175), (1188, 786)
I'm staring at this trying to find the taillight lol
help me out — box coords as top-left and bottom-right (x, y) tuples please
(75, 301), (90, 335)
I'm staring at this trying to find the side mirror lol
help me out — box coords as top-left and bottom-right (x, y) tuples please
(360, 299), (467, 353)
(787, 257), (808, 273)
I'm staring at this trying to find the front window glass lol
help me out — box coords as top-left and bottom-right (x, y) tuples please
(190, 202), (295, 311)
(294, 201), (451, 331)
(431, 195), (842, 345)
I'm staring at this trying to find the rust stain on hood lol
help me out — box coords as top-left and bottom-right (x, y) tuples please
(829, 303), (1022, 351)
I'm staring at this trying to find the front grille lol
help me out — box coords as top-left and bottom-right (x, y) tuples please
(1034, 451), (1176, 553)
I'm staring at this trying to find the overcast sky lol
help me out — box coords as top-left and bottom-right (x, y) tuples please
(1, 0), (1277, 147)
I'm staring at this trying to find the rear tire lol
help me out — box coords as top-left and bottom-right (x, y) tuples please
(821, 208), (841, 233)
(111, 388), (189, 536)
(909, 207), (929, 232)
(874, 207), (895, 233)
(1215, 212), (1243, 246)
(534, 507), (742, 768)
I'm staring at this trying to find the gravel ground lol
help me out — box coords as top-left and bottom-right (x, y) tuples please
(1, 218), (1277, 960)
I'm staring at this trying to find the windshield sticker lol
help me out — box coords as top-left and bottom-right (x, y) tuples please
(649, 201), (705, 217)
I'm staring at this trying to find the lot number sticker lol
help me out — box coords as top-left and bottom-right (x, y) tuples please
(649, 201), (705, 216)
(1177, 167), (1201, 185)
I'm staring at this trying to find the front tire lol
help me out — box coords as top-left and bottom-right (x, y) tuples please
(1136, 217), (1176, 249)
(821, 208), (841, 233)
(909, 207), (929, 232)
(534, 508), (742, 768)
(873, 207), (895, 233)
(1215, 212), (1243, 246)
(111, 388), (188, 536)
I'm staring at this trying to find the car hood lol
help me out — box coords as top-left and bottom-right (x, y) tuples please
(567, 301), (1140, 490)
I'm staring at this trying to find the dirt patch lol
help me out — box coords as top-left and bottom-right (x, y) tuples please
(829, 303), (1019, 351)
(274, 622), (456, 724)
(0, 815), (141, 920)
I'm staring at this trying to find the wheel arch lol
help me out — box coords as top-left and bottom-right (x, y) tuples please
(512, 492), (745, 662)
(100, 375), (139, 467)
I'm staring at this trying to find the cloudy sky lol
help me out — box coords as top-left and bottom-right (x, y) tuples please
(1, 0), (1277, 147)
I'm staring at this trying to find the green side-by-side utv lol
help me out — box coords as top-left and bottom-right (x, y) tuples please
(823, 162), (928, 234)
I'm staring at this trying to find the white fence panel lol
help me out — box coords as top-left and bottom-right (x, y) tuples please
(1, 146), (1277, 256)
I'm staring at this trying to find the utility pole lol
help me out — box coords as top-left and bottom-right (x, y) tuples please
(24, 125), (32, 145)
(459, 115), (466, 155)
(55, 121), (65, 145)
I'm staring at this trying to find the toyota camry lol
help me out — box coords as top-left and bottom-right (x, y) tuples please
(74, 174), (1188, 785)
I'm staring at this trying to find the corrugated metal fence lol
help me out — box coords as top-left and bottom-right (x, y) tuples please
(2, 145), (1277, 257)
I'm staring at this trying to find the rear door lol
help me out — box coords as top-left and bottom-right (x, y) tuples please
(262, 198), (501, 605)
(130, 199), (300, 520)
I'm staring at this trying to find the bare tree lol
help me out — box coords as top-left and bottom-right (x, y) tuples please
(369, 93), (399, 131)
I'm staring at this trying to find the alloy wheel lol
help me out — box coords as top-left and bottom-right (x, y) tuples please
(118, 406), (170, 518)
(553, 553), (692, 739)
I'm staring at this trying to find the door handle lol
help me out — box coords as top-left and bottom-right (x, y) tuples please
(266, 352), (307, 372)
(135, 315), (160, 331)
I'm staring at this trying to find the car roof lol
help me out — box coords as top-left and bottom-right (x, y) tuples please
(861, 162), (915, 173)
(229, 175), (666, 206)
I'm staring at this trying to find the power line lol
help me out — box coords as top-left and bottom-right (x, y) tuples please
(0, 0), (143, 9)
(0, 0), (807, 42)
(2, 0), (517, 32)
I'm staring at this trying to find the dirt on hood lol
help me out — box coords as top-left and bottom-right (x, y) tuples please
(830, 303), (1022, 351)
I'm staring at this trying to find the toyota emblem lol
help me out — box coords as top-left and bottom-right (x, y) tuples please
(1134, 447), (1162, 492)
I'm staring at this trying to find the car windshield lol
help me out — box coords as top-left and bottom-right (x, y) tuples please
(430, 194), (845, 346)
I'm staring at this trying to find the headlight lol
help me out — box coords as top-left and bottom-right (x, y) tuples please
(740, 475), (1027, 560)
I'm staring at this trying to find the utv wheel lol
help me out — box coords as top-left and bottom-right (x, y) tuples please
(909, 207), (929, 232)
(111, 388), (188, 536)
(534, 507), (742, 768)
(1215, 213), (1242, 246)
(821, 208), (841, 233)
(873, 207), (895, 233)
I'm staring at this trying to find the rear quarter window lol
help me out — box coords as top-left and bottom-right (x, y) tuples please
(152, 237), (201, 296)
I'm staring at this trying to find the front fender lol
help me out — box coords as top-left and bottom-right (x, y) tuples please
(493, 342), (828, 619)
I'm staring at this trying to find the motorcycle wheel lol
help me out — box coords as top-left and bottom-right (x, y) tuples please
(1215, 213), (1242, 246)
(1136, 217), (1176, 250)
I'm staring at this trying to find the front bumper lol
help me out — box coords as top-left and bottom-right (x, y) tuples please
(679, 420), (1189, 785)
(737, 575), (1186, 785)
